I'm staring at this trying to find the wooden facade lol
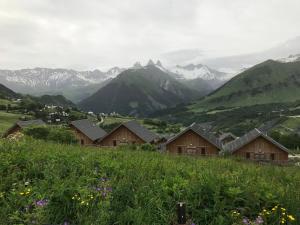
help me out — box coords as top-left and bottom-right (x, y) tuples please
(99, 125), (145, 147)
(166, 130), (220, 156)
(233, 136), (288, 162)
(70, 125), (95, 146)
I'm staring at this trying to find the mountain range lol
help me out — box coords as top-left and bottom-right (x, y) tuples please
(187, 59), (300, 111)
(0, 67), (125, 102)
(0, 61), (227, 104)
(161, 36), (300, 73)
(78, 62), (206, 116)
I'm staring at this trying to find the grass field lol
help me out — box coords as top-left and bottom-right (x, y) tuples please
(0, 139), (299, 225)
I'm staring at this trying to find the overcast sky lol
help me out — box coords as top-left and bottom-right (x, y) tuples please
(0, 0), (300, 70)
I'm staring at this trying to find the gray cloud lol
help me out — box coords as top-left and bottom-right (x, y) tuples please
(0, 0), (299, 70)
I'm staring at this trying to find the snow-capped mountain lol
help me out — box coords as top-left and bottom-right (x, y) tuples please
(0, 67), (124, 89)
(0, 67), (125, 102)
(169, 64), (232, 81)
(277, 54), (300, 63)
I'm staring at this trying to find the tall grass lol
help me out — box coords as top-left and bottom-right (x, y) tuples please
(0, 138), (299, 224)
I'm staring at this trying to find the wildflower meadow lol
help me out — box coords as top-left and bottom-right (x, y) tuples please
(0, 138), (299, 224)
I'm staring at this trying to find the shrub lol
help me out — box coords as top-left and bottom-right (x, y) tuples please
(140, 143), (157, 151)
(24, 126), (77, 144)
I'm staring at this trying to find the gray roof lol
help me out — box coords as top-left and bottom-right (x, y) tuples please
(2, 119), (46, 138)
(122, 120), (158, 143)
(165, 123), (222, 149)
(219, 132), (237, 141)
(224, 128), (289, 153)
(16, 119), (46, 128)
(101, 120), (158, 143)
(70, 119), (107, 141)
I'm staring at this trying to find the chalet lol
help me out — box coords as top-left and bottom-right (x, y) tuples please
(2, 119), (46, 138)
(165, 123), (222, 155)
(219, 132), (237, 146)
(70, 119), (107, 146)
(224, 128), (289, 162)
(98, 120), (159, 147)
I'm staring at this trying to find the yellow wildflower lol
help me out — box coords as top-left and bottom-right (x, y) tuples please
(288, 215), (295, 221)
(19, 192), (25, 196)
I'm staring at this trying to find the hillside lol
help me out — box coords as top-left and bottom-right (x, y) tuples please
(34, 95), (76, 108)
(0, 83), (19, 99)
(0, 139), (299, 224)
(191, 60), (300, 110)
(79, 64), (203, 116)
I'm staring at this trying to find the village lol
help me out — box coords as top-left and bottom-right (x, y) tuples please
(2, 115), (292, 164)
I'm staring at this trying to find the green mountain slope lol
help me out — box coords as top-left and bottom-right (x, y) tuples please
(79, 65), (203, 116)
(24, 94), (76, 108)
(0, 83), (19, 99)
(191, 60), (300, 110)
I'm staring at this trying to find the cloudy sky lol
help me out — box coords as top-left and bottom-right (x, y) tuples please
(0, 0), (300, 70)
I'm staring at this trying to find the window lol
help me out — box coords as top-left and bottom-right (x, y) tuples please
(113, 140), (117, 146)
(177, 146), (182, 154)
(201, 147), (206, 155)
(270, 153), (275, 161)
(246, 152), (250, 159)
(80, 139), (84, 145)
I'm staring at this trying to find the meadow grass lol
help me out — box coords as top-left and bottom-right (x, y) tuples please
(0, 139), (299, 225)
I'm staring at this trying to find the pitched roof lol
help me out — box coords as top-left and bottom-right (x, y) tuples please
(224, 128), (289, 153)
(100, 120), (158, 143)
(219, 132), (237, 141)
(16, 119), (46, 128)
(2, 119), (46, 138)
(70, 119), (107, 141)
(165, 123), (222, 149)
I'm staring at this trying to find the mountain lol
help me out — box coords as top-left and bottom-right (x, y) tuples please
(277, 54), (300, 63)
(0, 67), (125, 102)
(79, 62), (204, 116)
(31, 95), (76, 108)
(0, 83), (19, 99)
(161, 36), (300, 73)
(190, 60), (300, 110)
(170, 63), (231, 81)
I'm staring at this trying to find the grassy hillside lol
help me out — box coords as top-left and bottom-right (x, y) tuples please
(0, 139), (299, 224)
(0, 83), (19, 99)
(79, 65), (202, 116)
(191, 60), (300, 110)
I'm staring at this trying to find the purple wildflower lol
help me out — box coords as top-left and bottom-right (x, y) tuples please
(242, 218), (250, 225)
(35, 199), (48, 207)
(95, 187), (103, 191)
(99, 177), (109, 182)
(63, 221), (70, 225)
(191, 223), (196, 225)
(104, 187), (113, 192)
(255, 216), (264, 225)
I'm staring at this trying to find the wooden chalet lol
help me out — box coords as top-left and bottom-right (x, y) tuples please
(2, 119), (46, 138)
(219, 132), (237, 146)
(224, 128), (289, 162)
(98, 120), (159, 147)
(165, 123), (222, 156)
(70, 119), (107, 146)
